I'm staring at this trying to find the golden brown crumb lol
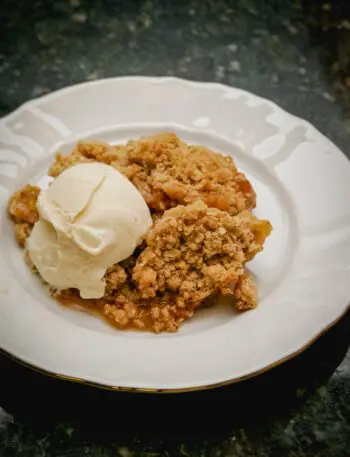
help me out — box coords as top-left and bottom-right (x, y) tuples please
(56, 283), (195, 333)
(232, 273), (258, 310)
(104, 264), (128, 297)
(103, 295), (194, 333)
(133, 201), (271, 310)
(123, 133), (256, 214)
(75, 141), (128, 166)
(48, 152), (90, 177)
(8, 185), (40, 224)
(48, 141), (128, 177)
(8, 185), (40, 247)
(14, 223), (32, 247)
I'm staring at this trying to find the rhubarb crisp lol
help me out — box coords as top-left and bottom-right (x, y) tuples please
(7, 133), (272, 333)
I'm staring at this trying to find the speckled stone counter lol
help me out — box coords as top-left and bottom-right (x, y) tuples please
(1, 1), (350, 456)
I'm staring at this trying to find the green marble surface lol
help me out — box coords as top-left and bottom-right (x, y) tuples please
(0, 0), (350, 455)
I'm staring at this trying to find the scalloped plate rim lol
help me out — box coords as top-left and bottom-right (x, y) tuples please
(0, 76), (349, 392)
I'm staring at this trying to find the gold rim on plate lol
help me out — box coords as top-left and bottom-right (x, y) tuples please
(1, 304), (349, 394)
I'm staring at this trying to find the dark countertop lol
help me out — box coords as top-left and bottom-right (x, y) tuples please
(0, 0), (350, 456)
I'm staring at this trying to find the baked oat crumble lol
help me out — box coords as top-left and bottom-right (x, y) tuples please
(7, 133), (272, 333)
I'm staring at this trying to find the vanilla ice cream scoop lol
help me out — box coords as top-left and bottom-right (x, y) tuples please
(27, 162), (152, 298)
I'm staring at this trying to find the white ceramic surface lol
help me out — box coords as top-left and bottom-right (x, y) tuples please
(0, 77), (349, 392)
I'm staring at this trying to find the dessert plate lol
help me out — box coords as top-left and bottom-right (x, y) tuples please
(0, 77), (349, 392)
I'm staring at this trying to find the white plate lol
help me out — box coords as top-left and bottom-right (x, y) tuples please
(0, 77), (349, 393)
